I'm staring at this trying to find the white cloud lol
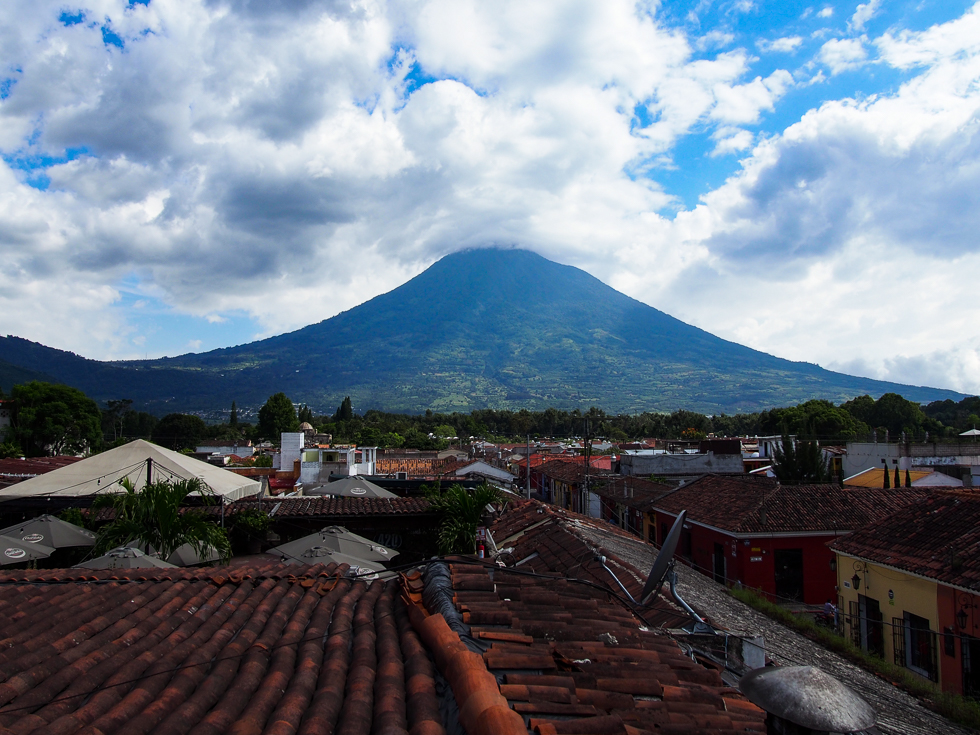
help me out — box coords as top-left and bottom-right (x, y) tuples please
(0, 0), (978, 395)
(818, 7), (834, 18)
(849, 0), (880, 33)
(697, 31), (735, 51)
(819, 37), (868, 74)
(607, 9), (980, 394)
(758, 36), (804, 53)
(710, 127), (755, 156)
(876, 3), (980, 69)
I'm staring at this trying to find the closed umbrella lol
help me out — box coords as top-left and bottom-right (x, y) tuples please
(0, 514), (97, 549)
(267, 526), (398, 563)
(74, 547), (177, 569)
(0, 534), (56, 566)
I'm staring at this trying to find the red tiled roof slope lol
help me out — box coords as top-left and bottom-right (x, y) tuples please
(490, 500), (689, 629)
(0, 456), (84, 478)
(830, 491), (980, 590)
(653, 474), (929, 534)
(0, 564), (444, 735)
(99, 496), (436, 522)
(448, 562), (766, 734)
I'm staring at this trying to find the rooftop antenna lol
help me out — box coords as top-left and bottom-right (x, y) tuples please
(640, 510), (714, 634)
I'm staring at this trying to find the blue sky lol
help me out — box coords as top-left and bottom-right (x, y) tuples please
(1, 0), (980, 394)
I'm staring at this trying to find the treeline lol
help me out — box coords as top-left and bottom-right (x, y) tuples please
(2, 380), (978, 458)
(303, 392), (979, 446)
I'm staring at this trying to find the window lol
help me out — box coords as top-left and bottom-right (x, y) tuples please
(965, 635), (980, 698)
(859, 595), (884, 658)
(895, 612), (937, 681)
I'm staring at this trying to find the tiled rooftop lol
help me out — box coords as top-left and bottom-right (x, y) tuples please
(438, 497), (766, 731)
(830, 491), (980, 590)
(89, 497), (436, 523)
(652, 475), (928, 535)
(0, 456), (85, 481)
(0, 562), (448, 735)
(490, 500), (689, 629)
(0, 498), (768, 735)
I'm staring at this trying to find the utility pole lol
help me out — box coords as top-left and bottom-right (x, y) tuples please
(583, 419), (592, 515)
(526, 434), (531, 499)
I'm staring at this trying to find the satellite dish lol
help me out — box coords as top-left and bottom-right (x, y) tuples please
(740, 666), (877, 733)
(638, 510), (713, 634)
(640, 510), (686, 604)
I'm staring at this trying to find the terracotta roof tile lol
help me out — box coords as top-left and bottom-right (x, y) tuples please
(0, 497), (765, 735)
(652, 474), (929, 534)
(454, 502), (766, 734)
(830, 490), (980, 590)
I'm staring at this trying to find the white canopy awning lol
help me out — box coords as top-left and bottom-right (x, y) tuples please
(0, 439), (260, 502)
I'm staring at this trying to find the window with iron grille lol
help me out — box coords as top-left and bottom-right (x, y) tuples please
(849, 601), (860, 646)
(893, 617), (906, 667)
(902, 612), (938, 681)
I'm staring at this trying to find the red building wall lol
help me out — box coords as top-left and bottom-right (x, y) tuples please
(938, 586), (980, 695)
(652, 510), (840, 605)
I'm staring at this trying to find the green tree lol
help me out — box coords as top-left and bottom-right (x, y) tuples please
(426, 483), (500, 555)
(842, 393), (926, 438)
(152, 413), (208, 451)
(257, 393), (298, 441)
(9, 381), (102, 457)
(905, 469), (912, 488)
(102, 399), (133, 442)
(771, 435), (831, 485)
(883, 465), (890, 489)
(93, 477), (231, 561)
(432, 424), (456, 438)
(334, 396), (354, 422)
(0, 441), (23, 459)
(298, 404), (314, 425)
(230, 508), (270, 553)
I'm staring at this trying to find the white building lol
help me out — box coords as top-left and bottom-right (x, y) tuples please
(275, 432), (377, 483)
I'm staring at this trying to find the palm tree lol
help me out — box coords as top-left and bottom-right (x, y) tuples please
(426, 483), (500, 555)
(93, 478), (231, 562)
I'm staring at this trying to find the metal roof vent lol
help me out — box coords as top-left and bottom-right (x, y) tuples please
(739, 665), (879, 734)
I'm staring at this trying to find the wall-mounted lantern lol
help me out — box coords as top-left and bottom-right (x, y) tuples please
(851, 573), (861, 590)
(957, 608), (969, 630)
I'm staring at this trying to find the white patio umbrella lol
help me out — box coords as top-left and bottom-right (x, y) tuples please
(276, 545), (379, 575)
(306, 477), (396, 498)
(959, 428), (980, 437)
(74, 546), (177, 569)
(0, 514), (97, 549)
(165, 543), (224, 567)
(267, 526), (398, 563)
(0, 534), (56, 566)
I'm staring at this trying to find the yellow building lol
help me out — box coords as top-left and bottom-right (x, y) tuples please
(831, 491), (980, 696)
(833, 553), (940, 682)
